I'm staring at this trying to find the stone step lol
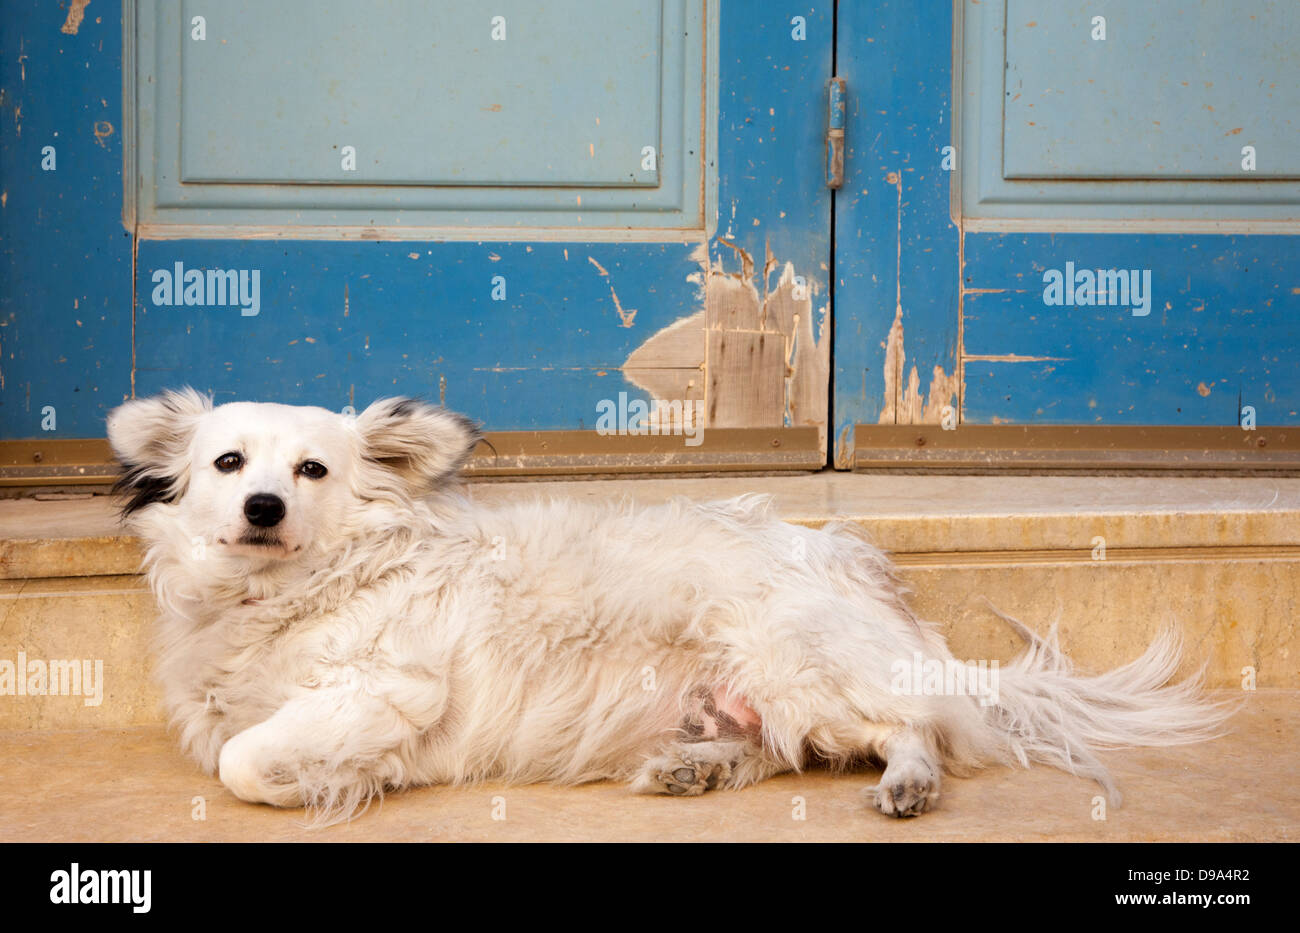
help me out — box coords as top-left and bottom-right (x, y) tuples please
(2, 473), (1297, 731)
(0, 689), (1293, 841)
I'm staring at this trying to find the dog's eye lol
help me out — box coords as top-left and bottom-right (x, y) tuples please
(214, 452), (243, 473)
(298, 460), (328, 480)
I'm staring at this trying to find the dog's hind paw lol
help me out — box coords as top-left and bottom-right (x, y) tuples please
(866, 762), (940, 818)
(637, 757), (730, 796)
(632, 741), (747, 797)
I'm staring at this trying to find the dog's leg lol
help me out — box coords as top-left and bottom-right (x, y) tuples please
(631, 684), (781, 795)
(219, 720), (323, 808)
(217, 685), (420, 820)
(857, 723), (942, 818)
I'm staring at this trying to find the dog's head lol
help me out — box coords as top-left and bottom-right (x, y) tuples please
(106, 389), (481, 560)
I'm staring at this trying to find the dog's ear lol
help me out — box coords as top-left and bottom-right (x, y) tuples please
(354, 397), (483, 491)
(106, 388), (212, 515)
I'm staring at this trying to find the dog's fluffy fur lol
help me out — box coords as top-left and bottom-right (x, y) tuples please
(107, 389), (1233, 822)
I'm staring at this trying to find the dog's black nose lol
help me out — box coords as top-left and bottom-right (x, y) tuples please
(244, 494), (286, 528)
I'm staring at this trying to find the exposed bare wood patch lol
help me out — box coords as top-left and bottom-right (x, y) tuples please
(877, 168), (958, 428)
(834, 423), (854, 470)
(901, 362), (960, 424)
(61, 0), (91, 35)
(964, 353), (1067, 363)
(707, 330), (785, 425)
(621, 240), (829, 452)
(876, 305), (959, 426)
(763, 251), (830, 441)
(878, 306), (904, 424)
(624, 311), (706, 412)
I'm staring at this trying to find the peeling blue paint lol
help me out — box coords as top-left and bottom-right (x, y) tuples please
(0, 3), (132, 438)
(832, 0), (1299, 457)
(833, 0), (959, 460)
(962, 233), (1300, 425)
(1, 1), (832, 443)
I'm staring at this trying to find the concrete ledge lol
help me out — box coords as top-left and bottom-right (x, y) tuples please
(4, 475), (1300, 576)
(2, 474), (1297, 729)
(7, 478), (1300, 574)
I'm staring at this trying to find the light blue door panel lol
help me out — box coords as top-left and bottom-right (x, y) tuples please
(141, 0), (705, 230)
(961, 0), (1300, 221)
(177, 0), (663, 187)
(1003, 0), (1299, 179)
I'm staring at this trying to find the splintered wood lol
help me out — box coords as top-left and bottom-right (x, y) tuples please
(622, 241), (830, 453)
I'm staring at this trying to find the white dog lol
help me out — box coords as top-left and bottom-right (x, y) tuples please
(107, 390), (1231, 822)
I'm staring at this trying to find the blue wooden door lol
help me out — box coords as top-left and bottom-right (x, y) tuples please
(832, 0), (1299, 467)
(1, 1), (834, 470)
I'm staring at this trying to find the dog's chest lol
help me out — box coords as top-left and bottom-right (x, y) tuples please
(191, 602), (393, 713)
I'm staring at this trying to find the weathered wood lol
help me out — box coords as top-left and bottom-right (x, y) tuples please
(706, 330), (786, 427)
(624, 248), (831, 448)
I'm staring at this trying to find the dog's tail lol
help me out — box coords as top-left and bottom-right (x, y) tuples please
(975, 603), (1237, 804)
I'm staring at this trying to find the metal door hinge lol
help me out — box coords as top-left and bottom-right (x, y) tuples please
(826, 77), (846, 189)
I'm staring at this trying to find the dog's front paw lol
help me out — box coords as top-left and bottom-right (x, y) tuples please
(218, 729), (305, 807)
(866, 760), (940, 818)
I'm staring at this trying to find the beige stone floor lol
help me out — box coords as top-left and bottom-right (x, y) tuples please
(2, 689), (1294, 842)
(4, 477), (1297, 840)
